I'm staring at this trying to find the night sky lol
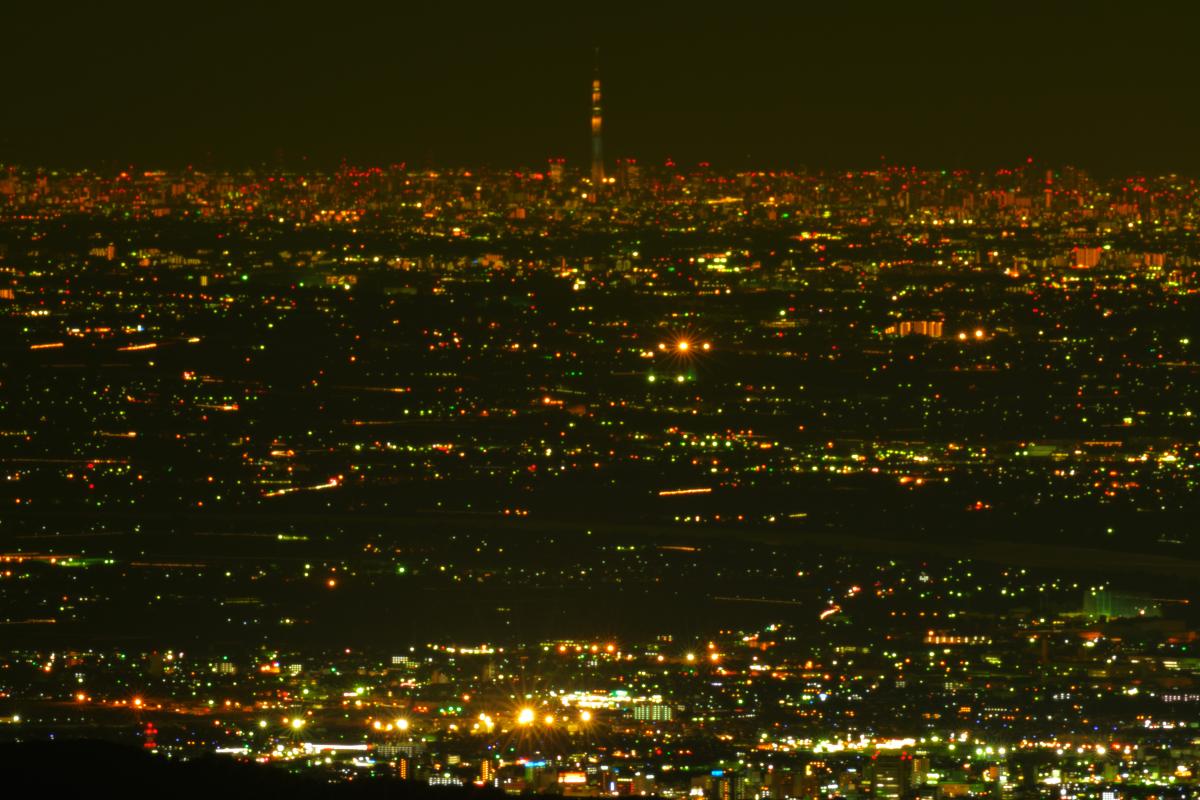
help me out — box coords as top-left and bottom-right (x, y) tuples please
(4, 2), (1198, 173)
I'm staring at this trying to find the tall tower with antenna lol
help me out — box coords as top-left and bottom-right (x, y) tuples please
(590, 48), (605, 185)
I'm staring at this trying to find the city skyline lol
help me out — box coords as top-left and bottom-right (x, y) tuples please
(4, 4), (1200, 797)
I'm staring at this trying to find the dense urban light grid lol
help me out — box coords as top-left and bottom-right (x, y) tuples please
(1, 4), (1200, 798)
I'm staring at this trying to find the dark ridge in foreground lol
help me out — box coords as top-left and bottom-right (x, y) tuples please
(0, 740), (508, 800)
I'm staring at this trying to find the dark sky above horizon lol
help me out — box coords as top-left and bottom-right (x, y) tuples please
(3, 2), (1198, 174)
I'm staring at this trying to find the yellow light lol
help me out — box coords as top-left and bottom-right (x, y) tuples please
(701, 342), (711, 351)
(974, 329), (985, 339)
(372, 720), (383, 731)
(677, 340), (690, 352)
(580, 710), (592, 723)
(396, 718), (409, 731)
(543, 714), (555, 725)
(685, 653), (696, 662)
(291, 718), (305, 730)
(517, 708), (535, 725)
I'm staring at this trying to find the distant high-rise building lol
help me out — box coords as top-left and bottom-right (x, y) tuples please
(615, 158), (639, 188)
(910, 754), (930, 788)
(591, 49), (604, 185)
(870, 752), (913, 800)
(1072, 245), (1103, 269)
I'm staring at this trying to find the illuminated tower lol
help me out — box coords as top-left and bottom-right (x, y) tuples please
(590, 49), (604, 185)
